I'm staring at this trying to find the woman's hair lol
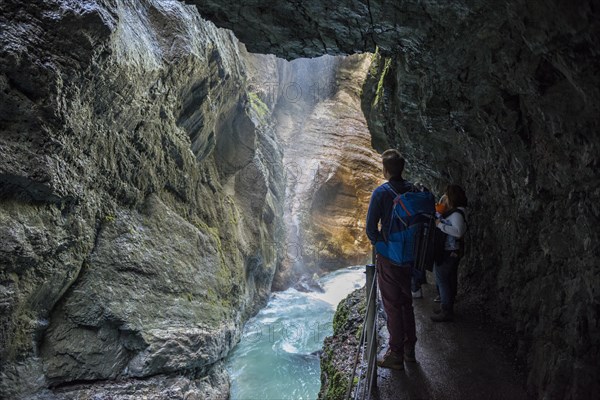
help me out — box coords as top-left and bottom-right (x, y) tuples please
(446, 184), (468, 208)
(382, 149), (405, 178)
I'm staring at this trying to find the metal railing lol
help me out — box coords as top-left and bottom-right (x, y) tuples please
(344, 249), (378, 400)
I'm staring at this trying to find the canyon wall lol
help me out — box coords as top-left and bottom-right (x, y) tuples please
(1, 0), (598, 398)
(360, 6), (600, 399)
(0, 1), (285, 398)
(0, 1), (384, 398)
(189, 0), (600, 398)
(269, 54), (381, 289)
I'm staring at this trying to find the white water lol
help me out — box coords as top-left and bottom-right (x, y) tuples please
(226, 266), (365, 400)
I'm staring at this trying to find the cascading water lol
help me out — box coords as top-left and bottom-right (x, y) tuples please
(226, 266), (365, 399)
(274, 55), (344, 286)
(225, 54), (381, 399)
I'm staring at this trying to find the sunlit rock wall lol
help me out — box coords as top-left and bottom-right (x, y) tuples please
(0, 0), (284, 398)
(188, 0), (600, 398)
(268, 55), (381, 290)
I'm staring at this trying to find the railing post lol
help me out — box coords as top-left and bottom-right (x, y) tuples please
(365, 257), (377, 392)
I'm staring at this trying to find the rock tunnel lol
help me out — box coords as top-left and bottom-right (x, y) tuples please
(0, 0), (599, 399)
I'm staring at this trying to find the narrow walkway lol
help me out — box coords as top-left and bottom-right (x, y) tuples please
(374, 283), (530, 400)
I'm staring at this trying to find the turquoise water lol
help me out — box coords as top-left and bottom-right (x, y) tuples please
(226, 266), (366, 400)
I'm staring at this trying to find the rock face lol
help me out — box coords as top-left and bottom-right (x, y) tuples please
(185, 0), (454, 59)
(318, 287), (365, 400)
(1, 0), (599, 398)
(269, 54), (382, 289)
(187, 1), (600, 398)
(361, 6), (600, 400)
(0, 1), (285, 398)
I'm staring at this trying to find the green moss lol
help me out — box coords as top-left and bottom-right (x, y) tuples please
(332, 300), (349, 334)
(103, 214), (116, 223)
(321, 348), (350, 400)
(248, 92), (269, 122)
(355, 323), (363, 341)
(225, 196), (238, 224)
(325, 370), (349, 400)
(369, 46), (380, 75)
(374, 58), (392, 107)
(6, 311), (35, 361)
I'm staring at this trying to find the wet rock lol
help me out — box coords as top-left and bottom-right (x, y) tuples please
(0, 0), (284, 398)
(319, 287), (365, 400)
(28, 361), (230, 400)
(189, 0), (599, 396)
(293, 274), (325, 294)
(360, 3), (600, 398)
(271, 54), (382, 289)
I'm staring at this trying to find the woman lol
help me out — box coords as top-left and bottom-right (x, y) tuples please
(431, 184), (468, 322)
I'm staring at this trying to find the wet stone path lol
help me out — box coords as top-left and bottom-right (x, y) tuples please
(373, 283), (531, 400)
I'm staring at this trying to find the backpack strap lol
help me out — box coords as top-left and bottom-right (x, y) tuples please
(383, 183), (409, 228)
(397, 197), (412, 217)
(442, 208), (466, 221)
(383, 182), (399, 198)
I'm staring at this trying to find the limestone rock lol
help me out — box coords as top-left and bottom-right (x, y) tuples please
(270, 54), (381, 289)
(188, 0), (600, 397)
(29, 362), (230, 400)
(360, 3), (600, 399)
(318, 288), (364, 400)
(0, 0), (284, 397)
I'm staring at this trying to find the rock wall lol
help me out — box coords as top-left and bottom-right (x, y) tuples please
(361, 4), (600, 399)
(187, 0), (600, 398)
(269, 54), (381, 289)
(0, 1), (285, 398)
(2, 0), (598, 398)
(318, 287), (365, 400)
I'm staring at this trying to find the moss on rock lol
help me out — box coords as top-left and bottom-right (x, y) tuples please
(319, 287), (366, 399)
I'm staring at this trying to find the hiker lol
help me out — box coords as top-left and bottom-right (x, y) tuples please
(432, 194), (449, 303)
(431, 184), (468, 322)
(365, 149), (418, 370)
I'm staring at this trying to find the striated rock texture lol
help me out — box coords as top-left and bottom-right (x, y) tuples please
(269, 54), (381, 290)
(188, 0), (600, 398)
(360, 5), (600, 400)
(318, 287), (365, 400)
(185, 0), (457, 59)
(0, 0), (285, 398)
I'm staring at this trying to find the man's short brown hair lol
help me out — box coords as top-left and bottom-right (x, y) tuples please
(382, 149), (405, 178)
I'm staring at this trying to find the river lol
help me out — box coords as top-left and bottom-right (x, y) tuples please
(226, 266), (366, 400)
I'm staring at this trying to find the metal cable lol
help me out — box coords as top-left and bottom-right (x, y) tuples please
(365, 305), (378, 400)
(344, 269), (378, 400)
(361, 270), (379, 400)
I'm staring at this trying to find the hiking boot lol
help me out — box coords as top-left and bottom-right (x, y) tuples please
(377, 349), (404, 370)
(404, 344), (416, 362)
(411, 288), (423, 299)
(433, 295), (441, 303)
(431, 308), (453, 322)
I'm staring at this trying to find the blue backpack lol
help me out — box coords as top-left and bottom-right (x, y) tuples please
(375, 183), (436, 267)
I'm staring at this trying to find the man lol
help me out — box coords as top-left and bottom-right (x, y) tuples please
(365, 149), (417, 370)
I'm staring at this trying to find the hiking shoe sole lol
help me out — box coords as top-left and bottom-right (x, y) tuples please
(430, 314), (453, 322)
(377, 360), (405, 370)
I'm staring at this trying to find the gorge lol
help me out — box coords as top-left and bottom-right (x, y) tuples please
(1, 0), (599, 399)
